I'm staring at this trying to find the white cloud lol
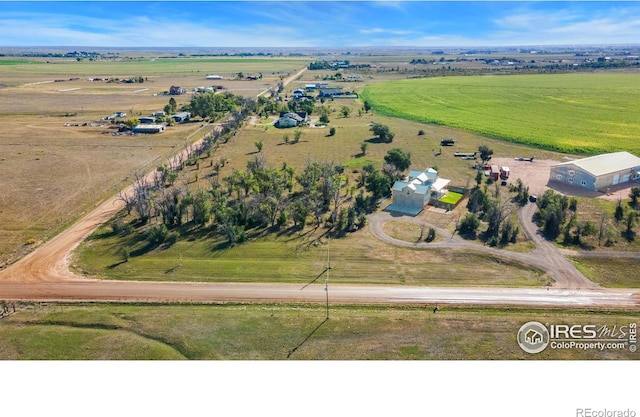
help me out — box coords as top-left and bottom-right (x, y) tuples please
(359, 28), (414, 36)
(491, 6), (640, 45)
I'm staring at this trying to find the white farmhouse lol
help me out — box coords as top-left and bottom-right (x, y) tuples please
(388, 168), (450, 215)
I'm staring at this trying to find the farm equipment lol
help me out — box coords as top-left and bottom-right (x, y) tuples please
(454, 151), (477, 159)
(441, 139), (455, 146)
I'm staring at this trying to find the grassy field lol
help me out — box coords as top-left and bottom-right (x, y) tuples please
(0, 303), (636, 359)
(0, 56), (306, 266)
(572, 257), (640, 288)
(73, 218), (547, 287)
(360, 73), (640, 156)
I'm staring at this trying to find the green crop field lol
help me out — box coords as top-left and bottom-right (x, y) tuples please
(360, 73), (640, 156)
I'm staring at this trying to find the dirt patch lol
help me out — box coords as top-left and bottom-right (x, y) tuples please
(491, 157), (637, 201)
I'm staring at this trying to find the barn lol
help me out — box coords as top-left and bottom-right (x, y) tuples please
(133, 124), (165, 134)
(549, 151), (640, 192)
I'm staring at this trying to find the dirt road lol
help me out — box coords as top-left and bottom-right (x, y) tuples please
(369, 208), (599, 290)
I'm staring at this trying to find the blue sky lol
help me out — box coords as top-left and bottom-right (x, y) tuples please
(1, 1), (640, 47)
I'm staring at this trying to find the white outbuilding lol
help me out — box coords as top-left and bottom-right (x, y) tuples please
(549, 151), (640, 191)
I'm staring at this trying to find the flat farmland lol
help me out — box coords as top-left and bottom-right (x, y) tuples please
(0, 56), (307, 266)
(360, 73), (640, 156)
(1, 303), (636, 359)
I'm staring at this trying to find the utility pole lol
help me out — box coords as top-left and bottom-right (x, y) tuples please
(325, 237), (330, 320)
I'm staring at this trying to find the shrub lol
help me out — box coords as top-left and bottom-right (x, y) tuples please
(458, 213), (480, 238)
(426, 227), (436, 242)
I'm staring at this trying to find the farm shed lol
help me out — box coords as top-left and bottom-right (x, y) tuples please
(169, 86), (188, 95)
(549, 151), (640, 191)
(387, 168), (451, 216)
(317, 88), (344, 98)
(171, 112), (191, 123)
(133, 124), (165, 134)
(138, 116), (156, 124)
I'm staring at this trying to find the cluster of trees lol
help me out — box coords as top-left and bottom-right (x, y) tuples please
(461, 175), (519, 246)
(530, 187), (640, 248)
(118, 140), (413, 249)
(533, 189), (632, 247)
(189, 92), (252, 121)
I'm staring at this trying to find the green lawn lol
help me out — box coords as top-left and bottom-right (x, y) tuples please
(361, 73), (640, 156)
(74, 221), (548, 287)
(1, 303), (636, 360)
(439, 191), (464, 205)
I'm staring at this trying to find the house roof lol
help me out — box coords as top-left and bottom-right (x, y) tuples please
(281, 112), (304, 122)
(393, 168), (443, 192)
(552, 152), (640, 177)
(432, 178), (451, 192)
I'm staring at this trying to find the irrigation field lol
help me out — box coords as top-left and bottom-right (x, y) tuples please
(360, 73), (640, 156)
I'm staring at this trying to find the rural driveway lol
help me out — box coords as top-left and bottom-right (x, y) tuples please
(369, 208), (600, 290)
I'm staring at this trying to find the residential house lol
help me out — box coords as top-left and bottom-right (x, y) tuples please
(388, 168), (451, 215)
(275, 112), (308, 128)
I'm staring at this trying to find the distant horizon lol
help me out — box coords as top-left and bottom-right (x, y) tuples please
(2, 43), (640, 53)
(2, 1), (640, 48)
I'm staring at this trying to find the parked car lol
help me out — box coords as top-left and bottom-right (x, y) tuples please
(529, 195), (537, 203)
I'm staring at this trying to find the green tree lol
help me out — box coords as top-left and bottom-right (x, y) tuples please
(255, 140), (264, 153)
(384, 148), (411, 172)
(124, 118), (140, 128)
(360, 142), (368, 155)
(475, 170), (483, 186)
(363, 100), (372, 113)
(340, 106), (351, 118)
(365, 170), (392, 199)
(459, 213), (480, 238)
(293, 129), (303, 144)
(478, 144), (494, 164)
(625, 211), (637, 240)
(371, 124), (394, 143)
(615, 199), (624, 221)
(630, 187), (640, 208)
(328, 127), (336, 136)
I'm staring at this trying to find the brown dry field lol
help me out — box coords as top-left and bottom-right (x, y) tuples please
(0, 66), (294, 267)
